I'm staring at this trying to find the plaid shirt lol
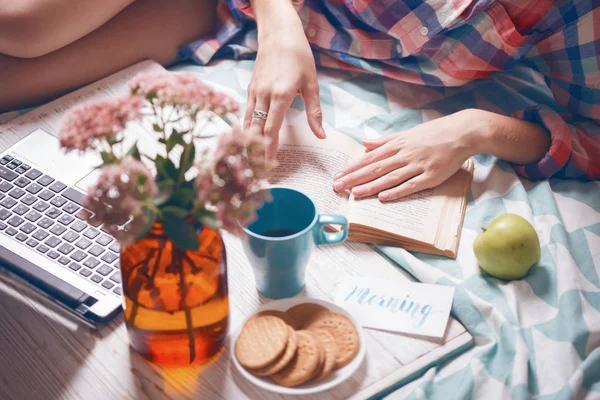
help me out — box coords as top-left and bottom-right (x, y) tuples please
(180, 0), (600, 181)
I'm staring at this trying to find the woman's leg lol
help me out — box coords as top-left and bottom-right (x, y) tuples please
(0, 0), (217, 113)
(0, 0), (135, 58)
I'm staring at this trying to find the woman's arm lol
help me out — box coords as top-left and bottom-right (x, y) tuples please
(0, 0), (134, 58)
(334, 109), (552, 201)
(245, 0), (324, 159)
(469, 109), (550, 165)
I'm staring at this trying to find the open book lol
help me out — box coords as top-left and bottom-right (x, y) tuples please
(271, 124), (474, 258)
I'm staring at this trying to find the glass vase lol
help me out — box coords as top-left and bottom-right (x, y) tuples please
(120, 222), (229, 366)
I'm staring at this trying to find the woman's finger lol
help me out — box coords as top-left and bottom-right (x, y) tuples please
(337, 142), (398, 179)
(301, 82), (326, 139)
(248, 98), (271, 152)
(362, 134), (396, 150)
(333, 157), (405, 193)
(352, 166), (421, 199)
(378, 174), (431, 201)
(244, 93), (257, 131)
(264, 91), (294, 160)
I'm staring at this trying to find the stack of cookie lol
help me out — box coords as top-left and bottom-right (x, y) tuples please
(234, 303), (360, 388)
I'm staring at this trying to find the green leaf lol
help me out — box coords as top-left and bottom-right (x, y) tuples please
(166, 131), (185, 153)
(160, 205), (188, 219)
(100, 151), (117, 164)
(106, 136), (118, 146)
(152, 180), (174, 206)
(179, 142), (196, 177)
(158, 179), (174, 192)
(161, 207), (199, 250)
(182, 179), (195, 190)
(165, 160), (178, 180)
(132, 209), (156, 242)
(166, 187), (195, 209)
(195, 209), (219, 229)
(155, 155), (178, 182)
(125, 142), (142, 161)
(152, 123), (162, 132)
(220, 115), (233, 126)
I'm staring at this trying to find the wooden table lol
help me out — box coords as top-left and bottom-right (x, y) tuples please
(0, 234), (471, 400)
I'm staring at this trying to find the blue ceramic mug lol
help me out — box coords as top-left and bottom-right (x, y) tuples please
(241, 187), (348, 299)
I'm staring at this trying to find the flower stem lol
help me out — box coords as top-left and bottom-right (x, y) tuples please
(146, 202), (161, 216)
(183, 253), (202, 274)
(174, 247), (196, 363)
(128, 249), (156, 327)
(144, 239), (165, 306)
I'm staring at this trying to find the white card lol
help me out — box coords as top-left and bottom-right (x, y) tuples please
(334, 277), (455, 338)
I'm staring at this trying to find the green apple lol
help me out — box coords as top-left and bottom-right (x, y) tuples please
(473, 213), (541, 280)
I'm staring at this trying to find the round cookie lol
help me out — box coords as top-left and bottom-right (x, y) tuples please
(271, 330), (321, 387)
(235, 316), (289, 370)
(286, 303), (330, 329)
(251, 310), (296, 328)
(310, 329), (338, 380)
(309, 337), (326, 381)
(251, 326), (298, 376)
(306, 313), (359, 368)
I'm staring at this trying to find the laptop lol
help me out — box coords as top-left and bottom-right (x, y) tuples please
(0, 128), (124, 325)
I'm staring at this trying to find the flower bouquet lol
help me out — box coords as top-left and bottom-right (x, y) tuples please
(59, 71), (275, 365)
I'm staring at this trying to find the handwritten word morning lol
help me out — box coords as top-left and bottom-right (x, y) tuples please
(344, 285), (432, 328)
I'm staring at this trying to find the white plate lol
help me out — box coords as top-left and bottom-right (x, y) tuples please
(231, 297), (366, 396)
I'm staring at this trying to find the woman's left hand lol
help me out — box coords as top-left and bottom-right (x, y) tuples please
(333, 110), (479, 201)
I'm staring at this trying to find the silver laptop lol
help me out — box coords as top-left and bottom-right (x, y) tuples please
(0, 128), (124, 325)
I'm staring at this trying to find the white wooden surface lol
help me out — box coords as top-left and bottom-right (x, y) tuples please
(0, 234), (471, 400)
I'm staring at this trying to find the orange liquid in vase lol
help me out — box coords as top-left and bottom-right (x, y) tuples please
(121, 224), (229, 366)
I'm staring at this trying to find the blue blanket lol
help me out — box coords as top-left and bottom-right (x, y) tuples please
(170, 60), (600, 399)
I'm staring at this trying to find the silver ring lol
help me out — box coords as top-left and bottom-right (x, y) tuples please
(252, 110), (268, 120)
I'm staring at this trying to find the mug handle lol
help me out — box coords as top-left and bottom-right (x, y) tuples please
(315, 214), (349, 245)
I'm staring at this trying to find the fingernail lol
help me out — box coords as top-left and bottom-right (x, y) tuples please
(333, 181), (345, 191)
(379, 192), (389, 201)
(334, 172), (344, 179)
(319, 126), (327, 139)
(353, 189), (363, 197)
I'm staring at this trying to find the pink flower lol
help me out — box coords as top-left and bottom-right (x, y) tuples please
(85, 157), (158, 245)
(195, 124), (275, 234)
(59, 96), (142, 152)
(128, 71), (239, 115)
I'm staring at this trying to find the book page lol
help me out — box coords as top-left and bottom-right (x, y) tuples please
(270, 124), (364, 215)
(348, 189), (445, 245)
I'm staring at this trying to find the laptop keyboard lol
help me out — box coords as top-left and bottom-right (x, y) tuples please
(0, 155), (122, 297)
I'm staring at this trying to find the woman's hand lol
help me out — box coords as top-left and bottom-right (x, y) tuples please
(333, 111), (480, 201)
(333, 108), (552, 201)
(245, 0), (325, 160)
